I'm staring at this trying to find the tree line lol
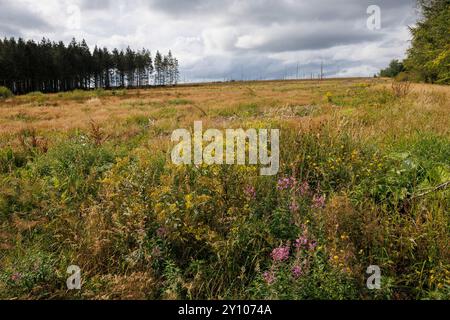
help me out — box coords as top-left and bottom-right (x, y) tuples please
(0, 37), (180, 95)
(380, 0), (449, 84)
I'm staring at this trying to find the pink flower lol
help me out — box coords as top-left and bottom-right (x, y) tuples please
(295, 227), (318, 251)
(289, 200), (299, 213)
(312, 194), (326, 209)
(156, 227), (167, 238)
(294, 236), (308, 249)
(11, 272), (22, 282)
(271, 246), (290, 262)
(308, 241), (318, 251)
(277, 177), (296, 191)
(263, 271), (276, 285)
(292, 266), (303, 279)
(297, 181), (310, 196)
(244, 185), (256, 199)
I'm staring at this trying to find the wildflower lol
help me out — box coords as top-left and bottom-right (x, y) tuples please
(295, 236), (308, 249)
(308, 241), (317, 251)
(289, 200), (299, 213)
(263, 271), (276, 285)
(244, 185), (256, 200)
(312, 194), (326, 209)
(297, 181), (310, 196)
(271, 246), (290, 262)
(11, 272), (22, 282)
(277, 177), (296, 191)
(156, 227), (167, 238)
(292, 265), (303, 279)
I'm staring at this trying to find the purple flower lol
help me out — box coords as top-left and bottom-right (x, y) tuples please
(289, 200), (299, 213)
(244, 185), (256, 200)
(297, 181), (310, 196)
(263, 271), (276, 285)
(156, 227), (167, 238)
(295, 226), (318, 252)
(312, 194), (326, 209)
(308, 241), (318, 251)
(292, 266), (303, 279)
(271, 246), (290, 262)
(295, 236), (308, 249)
(277, 177), (296, 191)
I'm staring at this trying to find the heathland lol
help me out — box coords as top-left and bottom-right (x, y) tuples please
(0, 78), (449, 299)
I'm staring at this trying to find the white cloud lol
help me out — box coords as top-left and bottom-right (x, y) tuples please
(0, 0), (418, 81)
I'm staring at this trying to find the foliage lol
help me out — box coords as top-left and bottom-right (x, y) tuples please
(391, 80), (412, 98)
(380, 60), (406, 78)
(0, 37), (180, 95)
(404, 0), (450, 84)
(0, 86), (13, 99)
(0, 79), (448, 300)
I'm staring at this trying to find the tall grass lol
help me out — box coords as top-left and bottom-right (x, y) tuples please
(0, 79), (448, 299)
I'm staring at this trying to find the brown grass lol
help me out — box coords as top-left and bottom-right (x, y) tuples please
(0, 78), (448, 149)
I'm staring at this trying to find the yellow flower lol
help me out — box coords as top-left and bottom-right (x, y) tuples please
(185, 194), (193, 209)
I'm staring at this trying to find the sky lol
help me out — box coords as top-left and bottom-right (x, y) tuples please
(0, 0), (420, 82)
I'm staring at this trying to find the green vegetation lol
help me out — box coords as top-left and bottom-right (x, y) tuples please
(0, 86), (13, 99)
(380, 0), (450, 84)
(0, 38), (180, 95)
(0, 79), (448, 300)
(380, 60), (405, 78)
(405, 0), (450, 84)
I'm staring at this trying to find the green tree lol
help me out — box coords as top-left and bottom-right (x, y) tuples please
(404, 0), (450, 84)
(380, 59), (405, 78)
(0, 37), (179, 94)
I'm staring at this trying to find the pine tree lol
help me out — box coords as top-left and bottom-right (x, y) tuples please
(154, 51), (163, 86)
(0, 37), (180, 94)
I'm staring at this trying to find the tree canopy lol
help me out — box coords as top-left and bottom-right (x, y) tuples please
(0, 37), (180, 94)
(405, 0), (449, 83)
(380, 60), (405, 78)
(379, 1), (449, 84)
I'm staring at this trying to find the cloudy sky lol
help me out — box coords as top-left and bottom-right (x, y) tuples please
(0, 0), (419, 82)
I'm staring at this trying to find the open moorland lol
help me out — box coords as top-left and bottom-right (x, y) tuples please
(0, 78), (449, 299)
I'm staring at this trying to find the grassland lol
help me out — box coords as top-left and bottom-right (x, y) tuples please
(0, 78), (449, 299)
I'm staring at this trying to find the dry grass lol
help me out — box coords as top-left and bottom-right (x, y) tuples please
(1, 78), (447, 149)
(0, 78), (449, 300)
(0, 79), (368, 134)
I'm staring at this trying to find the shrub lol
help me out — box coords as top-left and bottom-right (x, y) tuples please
(380, 59), (405, 78)
(0, 86), (13, 99)
(168, 98), (192, 105)
(395, 72), (410, 82)
(26, 91), (45, 96)
(392, 80), (411, 98)
(0, 250), (60, 299)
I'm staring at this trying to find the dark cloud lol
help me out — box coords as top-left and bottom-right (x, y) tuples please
(181, 52), (385, 83)
(234, 24), (383, 53)
(0, 0), (419, 80)
(147, 0), (416, 56)
(0, 0), (53, 34)
(147, 0), (415, 26)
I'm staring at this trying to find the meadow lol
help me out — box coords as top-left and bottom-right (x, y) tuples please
(0, 78), (449, 299)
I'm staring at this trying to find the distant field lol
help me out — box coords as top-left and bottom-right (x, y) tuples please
(0, 78), (449, 299)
